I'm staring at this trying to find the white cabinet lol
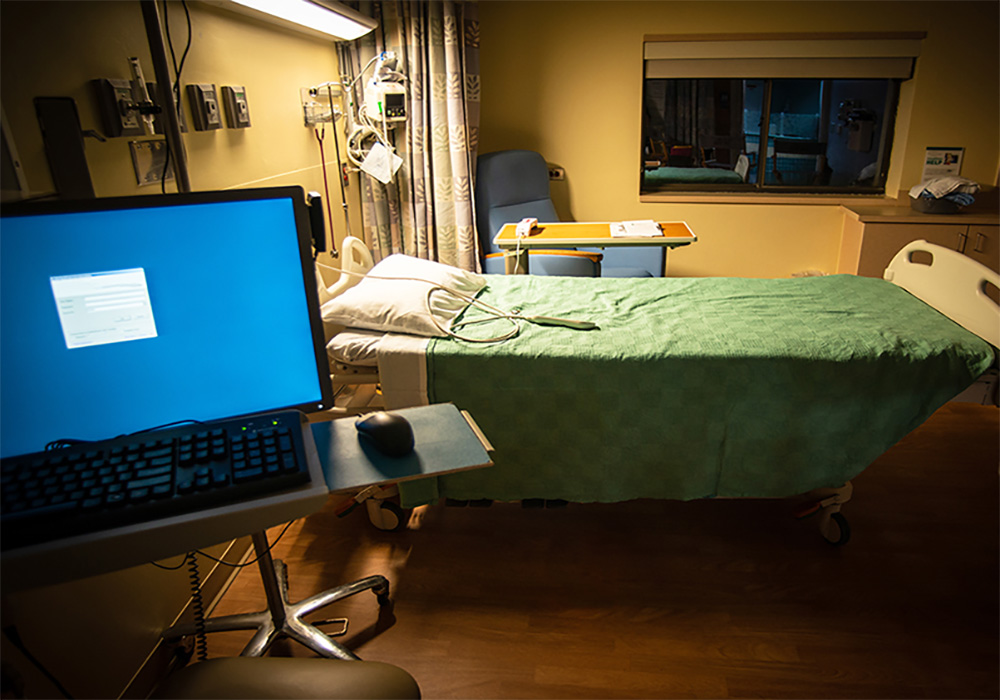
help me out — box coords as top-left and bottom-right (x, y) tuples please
(839, 205), (999, 278)
(966, 225), (999, 273)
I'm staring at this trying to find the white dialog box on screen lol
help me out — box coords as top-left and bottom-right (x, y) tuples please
(50, 268), (158, 349)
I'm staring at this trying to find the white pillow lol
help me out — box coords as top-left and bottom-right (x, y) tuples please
(320, 254), (486, 337)
(327, 330), (382, 366)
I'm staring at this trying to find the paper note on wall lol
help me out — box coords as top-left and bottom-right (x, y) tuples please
(921, 147), (964, 183)
(360, 142), (404, 184)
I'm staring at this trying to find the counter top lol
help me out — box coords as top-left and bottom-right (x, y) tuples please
(842, 203), (999, 225)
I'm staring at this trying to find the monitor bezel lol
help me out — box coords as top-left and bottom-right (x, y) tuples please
(0, 185), (335, 421)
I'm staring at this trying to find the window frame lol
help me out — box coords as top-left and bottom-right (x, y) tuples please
(640, 32), (922, 199)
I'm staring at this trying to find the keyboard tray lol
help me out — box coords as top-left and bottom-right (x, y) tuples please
(1, 411), (313, 552)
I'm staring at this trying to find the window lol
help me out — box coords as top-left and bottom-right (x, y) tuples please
(640, 33), (923, 196)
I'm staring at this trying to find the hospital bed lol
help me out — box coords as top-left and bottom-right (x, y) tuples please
(319, 240), (998, 543)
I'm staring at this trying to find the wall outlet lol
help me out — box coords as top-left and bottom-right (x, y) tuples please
(221, 85), (251, 128)
(548, 166), (565, 181)
(186, 83), (222, 131)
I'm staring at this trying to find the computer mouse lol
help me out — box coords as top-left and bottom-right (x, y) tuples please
(355, 411), (415, 458)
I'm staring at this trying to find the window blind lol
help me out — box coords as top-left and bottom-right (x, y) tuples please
(644, 33), (924, 79)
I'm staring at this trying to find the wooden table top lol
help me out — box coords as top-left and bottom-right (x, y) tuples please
(494, 221), (697, 249)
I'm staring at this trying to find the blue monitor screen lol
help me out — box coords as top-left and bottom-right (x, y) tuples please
(0, 187), (332, 458)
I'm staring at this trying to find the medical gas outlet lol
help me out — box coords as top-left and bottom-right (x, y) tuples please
(221, 86), (251, 128)
(186, 84), (223, 131)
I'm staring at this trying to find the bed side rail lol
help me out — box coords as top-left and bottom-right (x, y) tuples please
(317, 236), (375, 306)
(884, 239), (999, 348)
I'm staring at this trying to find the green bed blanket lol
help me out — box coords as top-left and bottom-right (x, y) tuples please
(399, 275), (994, 508)
(643, 166), (744, 186)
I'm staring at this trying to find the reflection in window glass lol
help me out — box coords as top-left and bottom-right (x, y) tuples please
(641, 78), (896, 194)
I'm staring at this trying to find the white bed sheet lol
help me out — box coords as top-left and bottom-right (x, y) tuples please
(375, 333), (430, 410)
(327, 329), (383, 367)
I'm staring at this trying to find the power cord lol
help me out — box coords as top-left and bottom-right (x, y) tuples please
(44, 419), (205, 452)
(185, 554), (208, 661)
(149, 521), (296, 661)
(160, 0), (191, 193)
(150, 521), (295, 572)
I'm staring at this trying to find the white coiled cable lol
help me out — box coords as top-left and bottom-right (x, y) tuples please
(315, 262), (597, 343)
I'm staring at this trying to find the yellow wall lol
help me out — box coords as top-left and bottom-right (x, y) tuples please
(1, 0), (359, 263)
(478, 1), (1000, 277)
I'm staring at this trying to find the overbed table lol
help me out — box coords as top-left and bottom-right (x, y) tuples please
(493, 221), (697, 274)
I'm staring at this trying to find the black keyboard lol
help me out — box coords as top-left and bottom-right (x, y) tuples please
(1, 411), (313, 552)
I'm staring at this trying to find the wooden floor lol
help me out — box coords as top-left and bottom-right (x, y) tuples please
(205, 402), (999, 699)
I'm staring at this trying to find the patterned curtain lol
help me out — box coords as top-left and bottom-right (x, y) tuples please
(344, 1), (480, 270)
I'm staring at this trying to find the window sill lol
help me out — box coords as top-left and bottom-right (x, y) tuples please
(639, 191), (900, 206)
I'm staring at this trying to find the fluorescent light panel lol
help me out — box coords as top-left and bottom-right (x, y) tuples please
(226, 0), (376, 41)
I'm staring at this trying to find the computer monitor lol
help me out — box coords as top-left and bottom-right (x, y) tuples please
(0, 186), (333, 459)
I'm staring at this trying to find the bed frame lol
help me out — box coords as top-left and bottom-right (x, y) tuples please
(320, 238), (999, 541)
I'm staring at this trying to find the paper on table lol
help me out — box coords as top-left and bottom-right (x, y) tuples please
(612, 220), (662, 237)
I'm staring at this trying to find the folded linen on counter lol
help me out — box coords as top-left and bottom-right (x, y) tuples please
(937, 192), (977, 207)
(909, 176), (980, 200)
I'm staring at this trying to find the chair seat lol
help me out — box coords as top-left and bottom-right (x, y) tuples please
(483, 250), (601, 277)
(152, 658), (421, 699)
(601, 267), (653, 278)
(581, 246), (664, 278)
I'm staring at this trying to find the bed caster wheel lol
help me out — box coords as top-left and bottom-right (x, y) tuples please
(820, 511), (851, 546)
(367, 500), (408, 531)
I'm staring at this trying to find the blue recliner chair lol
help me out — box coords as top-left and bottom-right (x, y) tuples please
(475, 150), (601, 276)
(585, 245), (664, 278)
(475, 150), (663, 277)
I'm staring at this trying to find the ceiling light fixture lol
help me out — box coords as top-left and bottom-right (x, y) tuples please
(219, 0), (377, 41)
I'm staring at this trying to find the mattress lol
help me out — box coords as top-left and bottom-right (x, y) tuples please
(384, 274), (994, 508)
